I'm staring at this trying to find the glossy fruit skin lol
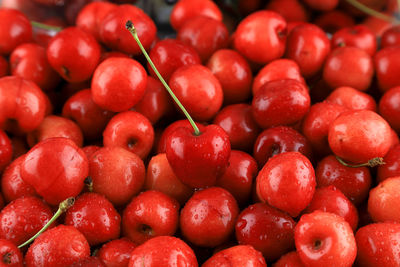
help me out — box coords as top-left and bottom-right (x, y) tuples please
(98, 238), (136, 267)
(235, 202), (295, 261)
(285, 23), (331, 78)
(103, 111), (154, 160)
(20, 137), (88, 205)
(316, 155), (371, 205)
(0, 130), (12, 173)
(10, 43), (60, 91)
(62, 89), (114, 141)
(368, 177), (400, 223)
(47, 27), (100, 83)
(355, 222), (400, 266)
(91, 57), (147, 113)
(323, 46), (374, 91)
(328, 110), (392, 164)
(180, 187), (239, 247)
(207, 49), (253, 104)
(25, 225), (90, 267)
(177, 16), (229, 63)
(0, 76), (47, 132)
(274, 251), (305, 267)
(128, 236), (198, 267)
(165, 124), (231, 188)
(331, 25), (377, 56)
(377, 144), (400, 183)
(65, 192), (121, 246)
(169, 64), (223, 122)
(379, 86), (400, 132)
(148, 39), (201, 82)
(0, 196), (53, 245)
(256, 151), (316, 217)
(213, 104), (260, 152)
(122, 190), (179, 245)
(170, 0), (222, 31)
(99, 4), (156, 55)
(381, 25), (400, 48)
(295, 211), (356, 267)
(253, 126), (312, 168)
(233, 10), (287, 64)
(374, 46), (400, 92)
(252, 79), (310, 129)
(326, 86), (377, 111)
(0, 8), (32, 55)
(89, 146), (145, 206)
(202, 245), (267, 267)
(0, 239), (23, 267)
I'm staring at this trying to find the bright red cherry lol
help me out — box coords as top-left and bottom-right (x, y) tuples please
(274, 251), (305, 267)
(98, 238), (136, 267)
(202, 245), (267, 267)
(381, 25), (400, 48)
(265, 0), (308, 22)
(374, 46), (400, 92)
(331, 24), (377, 56)
(235, 202), (295, 261)
(180, 187), (239, 247)
(379, 86), (400, 132)
(326, 86), (377, 111)
(20, 137), (89, 205)
(0, 8), (32, 55)
(295, 211), (356, 267)
(233, 10), (287, 64)
(0, 129), (12, 173)
(0, 239), (23, 266)
(91, 57), (147, 113)
(256, 151), (316, 217)
(47, 27), (101, 83)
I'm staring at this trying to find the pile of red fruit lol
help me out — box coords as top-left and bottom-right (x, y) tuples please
(1, 0), (400, 266)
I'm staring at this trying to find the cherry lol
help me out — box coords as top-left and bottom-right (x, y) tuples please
(0, 56), (8, 78)
(285, 23), (331, 78)
(313, 10), (355, 34)
(207, 49), (253, 104)
(0, 239), (23, 267)
(89, 146), (145, 206)
(0, 129), (12, 173)
(265, 0), (308, 22)
(0, 8), (32, 55)
(202, 245), (267, 267)
(47, 26), (101, 83)
(295, 211), (356, 267)
(374, 46), (400, 92)
(169, 0), (222, 31)
(256, 151), (316, 217)
(303, 0), (338, 11)
(180, 187), (239, 247)
(24, 225), (90, 267)
(377, 144), (400, 183)
(381, 25), (400, 48)
(379, 86), (400, 132)
(128, 236), (198, 267)
(233, 10), (287, 65)
(331, 24), (377, 56)
(235, 202), (295, 261)
(274, 251), (305, 267)
(122, 190), (179, 245)
(325, 86), (377, 111)
(98, 238), (136, 267)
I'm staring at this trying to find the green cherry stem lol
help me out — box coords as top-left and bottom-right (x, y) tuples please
(125, 20), (201, 136)
(31, 21), (63, 32)
(346, 0), (399, 24)
(18, 197), (75, 249)
(335, 156), (385, 168)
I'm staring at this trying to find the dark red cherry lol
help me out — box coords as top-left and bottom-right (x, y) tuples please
(98, 238), (136, 267)
(0, 239), (23, 267)
(0, 129), (12, 173)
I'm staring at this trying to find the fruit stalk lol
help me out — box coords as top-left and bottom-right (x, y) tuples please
(346, 0), (399, 23)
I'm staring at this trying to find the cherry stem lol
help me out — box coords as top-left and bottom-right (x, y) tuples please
(397, 0), (400, 14)
(125, 20), (201, 136)
(31, 21), (63, 32)
(346, 0), (399, 23)
(17, 197), (75, 249)
(335, 156), (385, 168)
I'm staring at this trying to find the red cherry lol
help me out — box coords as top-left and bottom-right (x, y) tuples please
(265, 0), (308, 22)
(362, 13), (393, 38)
(122, 190), (179, 245)
(381, 25), (400, 48)
(180, 187), (239, 247)
(169, 0), (222, 31)
(47, 27), (101, 83)
(213, 104), (260, 152)
(295, 211), (356, 267)
(89, 146), (145, 206)
(166, 124), (230, 188)
(169, 64), (223, 122)
(256, 151), (316, 217)
(285, 23), (331, 78)
(355, 222), (400, 266)
(0, 129), (12, 173)
(20, 137), (89, 205)
(0, 239), (23, 266)
(235, 202), (295, 261)
(91, 57), (147, 113)
(148, 39), (201, 82)
(202, 245), (267, 267)
(24, 225), (90, 267)
(377, 144), (400, 183)
(274, 251), (305, 267)
(326, 86), (377, 111)
(233, 10), (287, 64)
(328, 110), (392, 164)
(99, 4), (156, 55)
(0, 8), (32, 55)
(379, 86), (400, 132)
(313, 10), (355, 34)
(374, 46), (400, 92)
(331, 25), (377, 56)
(98, 238), (136, 267)
(103, 111), (154, 160)
(0, 56), (8, 78)
(303, 0), (338, 11)
(207, 49), (253, 104)
(65, 192), (121, 246)
(128, 236), (197, 267)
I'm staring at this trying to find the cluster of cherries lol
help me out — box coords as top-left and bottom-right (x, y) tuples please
(1, 0), (400, 266)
